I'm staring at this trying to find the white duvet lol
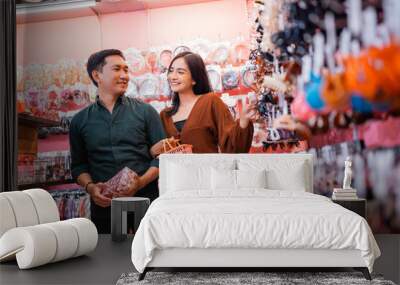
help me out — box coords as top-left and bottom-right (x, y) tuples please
(131, 190), (380, 273)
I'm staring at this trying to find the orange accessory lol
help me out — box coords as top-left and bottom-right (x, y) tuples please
(161, 138), (193, 154)
(321, 71), (349, 110)
(343, 52), (379, 101)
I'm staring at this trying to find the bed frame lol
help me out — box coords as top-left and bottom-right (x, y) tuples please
(138, 154), (372, 281)
(139, 248), (371, 280)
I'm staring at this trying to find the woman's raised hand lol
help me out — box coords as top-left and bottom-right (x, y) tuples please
(239, 101), (259, 128)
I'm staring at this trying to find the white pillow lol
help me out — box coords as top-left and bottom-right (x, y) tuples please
(166, 160), (237, 192)
(266, 161), (307, 191)
(211, 169), (268, 190)
(236, 169), (267, 189)
(167, 162), (211, 191)
(238, 159), (308, 191)
(211, 168), (236, 190)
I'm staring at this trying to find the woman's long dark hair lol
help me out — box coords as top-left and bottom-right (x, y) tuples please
(166, 51), (213, 116)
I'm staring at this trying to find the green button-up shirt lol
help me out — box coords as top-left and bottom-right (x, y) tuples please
(69, 95), (165, 183)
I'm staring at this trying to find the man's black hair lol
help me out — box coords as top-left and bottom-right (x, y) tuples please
(86, 49), (125, 87)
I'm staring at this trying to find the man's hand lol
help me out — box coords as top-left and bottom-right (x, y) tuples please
(115, 166), (158, 197)
(87, 182), (111, 207)
(239, 102), (259, 128)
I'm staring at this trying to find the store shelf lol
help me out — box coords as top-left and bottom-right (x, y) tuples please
(18, 178), (75, 190)
(18, 113), (61, 128)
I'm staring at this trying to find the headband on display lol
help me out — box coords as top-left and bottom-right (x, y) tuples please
(138, 74), (159, 99)
(206, 65), (222, 92)
(222, 68), (240, 90)
(158, 49), (173, 73)
(173, 45), (191, 56)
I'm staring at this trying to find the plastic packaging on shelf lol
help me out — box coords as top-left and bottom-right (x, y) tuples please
(50, 188), (90, 220)
(36, 151), (72, 183)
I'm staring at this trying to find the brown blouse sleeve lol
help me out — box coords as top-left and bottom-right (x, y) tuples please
(210, 95), (254, 153)
(160, 109), (179, 139)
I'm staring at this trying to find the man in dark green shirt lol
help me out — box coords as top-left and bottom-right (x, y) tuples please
(69, 49), (165, 233)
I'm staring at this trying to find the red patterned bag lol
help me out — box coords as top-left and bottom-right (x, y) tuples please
(102, 167), (138, 198)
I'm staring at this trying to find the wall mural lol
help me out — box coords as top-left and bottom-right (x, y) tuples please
(17, 35), (400, 233)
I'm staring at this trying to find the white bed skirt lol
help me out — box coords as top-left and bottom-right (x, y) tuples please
(148, 248), (366, 268)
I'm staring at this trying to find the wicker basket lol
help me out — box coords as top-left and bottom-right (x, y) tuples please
(162, 138), (193, 154)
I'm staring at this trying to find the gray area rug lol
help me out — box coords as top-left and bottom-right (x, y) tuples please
(116, 271), (396, 285)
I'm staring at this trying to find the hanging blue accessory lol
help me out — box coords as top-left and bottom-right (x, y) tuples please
(305, 73), (325, 110)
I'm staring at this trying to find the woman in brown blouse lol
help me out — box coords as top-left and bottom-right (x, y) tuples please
(157, 51), (257, 153)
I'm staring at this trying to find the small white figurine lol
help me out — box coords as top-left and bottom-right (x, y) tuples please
(342, 156), (353, 190)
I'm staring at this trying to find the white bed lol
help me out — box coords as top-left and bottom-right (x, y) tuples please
(131, 154), (380, 280)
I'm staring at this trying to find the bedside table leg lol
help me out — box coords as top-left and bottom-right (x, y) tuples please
(111, 202), (124, 242)
(354, 267), (371, 280)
